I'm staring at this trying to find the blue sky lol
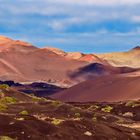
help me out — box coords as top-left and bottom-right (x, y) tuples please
(0, 0), (140, 53)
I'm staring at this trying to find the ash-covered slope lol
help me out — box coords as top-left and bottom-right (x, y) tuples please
(51, 74), (140, 102)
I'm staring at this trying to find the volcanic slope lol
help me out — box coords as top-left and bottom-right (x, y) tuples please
(0, 36), (138, 86)
(69, 62), (139, 81)
(0, 86), (139, 140)
(51, 74), (140, 102)
(0, 36), (89, 84)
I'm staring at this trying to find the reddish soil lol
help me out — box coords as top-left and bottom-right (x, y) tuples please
(51, 75), (140, 102)
(0, 88), (139, 140)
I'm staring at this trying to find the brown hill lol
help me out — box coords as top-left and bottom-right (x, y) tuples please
(51, 74), (140, 102)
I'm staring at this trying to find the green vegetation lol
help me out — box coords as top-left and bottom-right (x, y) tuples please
(31, 96), (41, 102)
(101, 105), (113, 113)
(19, 110), (29, 115)
(0, 136), (15, 140)
(0, 84), (9, 90)
(0, 103), (8, 111)
(0, 97), (17, 104)
(51, 118), (63, 125)
(92, 114), (97, 122)
(28, 94), (43, 102)
(74, 112), (81, 118)
(41, 97), (50, 102)
(0, 96), (16, 112)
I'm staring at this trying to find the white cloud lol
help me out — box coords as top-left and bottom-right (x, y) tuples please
(131, 15), (140, 23)
(0, 0), (140, 25)
(0, 0), (140, 53)
(45, 0), (140, 6)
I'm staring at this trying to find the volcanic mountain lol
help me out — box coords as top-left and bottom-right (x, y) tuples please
(0, 36), (134, 85)
(0, 36), (140, 87)
(51, 74), (140, 102)
(0, 36), (89, 85)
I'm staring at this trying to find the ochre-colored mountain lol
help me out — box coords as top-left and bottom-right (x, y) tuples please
(51, 74), (140, 102)
(96, 46), (140, 68)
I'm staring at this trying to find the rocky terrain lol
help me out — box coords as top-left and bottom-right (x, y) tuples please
(0, 85), (139, 140)
(0, 36), (140, 140)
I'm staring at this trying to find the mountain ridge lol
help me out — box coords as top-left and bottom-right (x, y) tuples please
(0, 36), (140, 86)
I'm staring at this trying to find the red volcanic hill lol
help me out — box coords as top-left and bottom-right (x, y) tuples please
(0, 36), (140, 87)
(51, 74), (140, 102)
(0, 36), (89, 84)
(0, 36), (111, 84)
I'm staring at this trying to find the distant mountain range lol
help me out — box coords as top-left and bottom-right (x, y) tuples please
(0, 36), (140, 102)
